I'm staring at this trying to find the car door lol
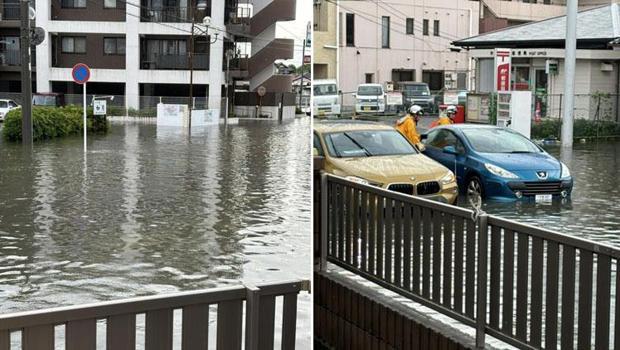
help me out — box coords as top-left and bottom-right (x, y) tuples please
(423, 129), (467, 183)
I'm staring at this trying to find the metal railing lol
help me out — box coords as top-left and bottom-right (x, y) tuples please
(141, 53), (209, 70)
(1, 4), (19, 20)
(0, 280), (307, 349)
(140, 96), (208, 109)
(318, 173), (620, 349)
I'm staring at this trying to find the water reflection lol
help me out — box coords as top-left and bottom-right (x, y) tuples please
(0, 119), (311, 329)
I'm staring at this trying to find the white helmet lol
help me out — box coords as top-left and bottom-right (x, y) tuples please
(446, 105), (457, 115)
(409, 105), (423, 115)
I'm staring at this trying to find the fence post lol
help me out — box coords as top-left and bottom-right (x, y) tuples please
(476, 214), (489, 349)
(244, 284), (260, 350)
(320, 172), (328, 271)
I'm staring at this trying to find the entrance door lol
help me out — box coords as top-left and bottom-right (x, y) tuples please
(534, 69), (548, 117)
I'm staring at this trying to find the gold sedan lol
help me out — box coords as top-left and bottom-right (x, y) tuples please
(313, 121), (458, 204)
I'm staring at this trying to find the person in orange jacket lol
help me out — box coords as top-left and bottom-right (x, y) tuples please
(396, 105), (425, 150)
(437, 105), (457, 126)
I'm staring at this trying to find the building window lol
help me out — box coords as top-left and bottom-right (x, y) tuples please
(381, 16), (390, 48)
(423, 19), (429, 36)
(61, 36), (86, 54)
(346, 13), (355, 47)
(365, 73), (374, 83)
(433, 20), (440, 36)
(61, 0), (86, 8)
(406, 18), (414, 35)
(104, 37), (125, 55)
(104, 0), (117, 8)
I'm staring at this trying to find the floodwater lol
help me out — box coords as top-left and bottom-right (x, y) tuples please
(0, 118), (311, 346)
(460, 141), (620, 246)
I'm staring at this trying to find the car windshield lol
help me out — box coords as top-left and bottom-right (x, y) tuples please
(314, 84), (337, 96)
(33, 95), (56, 106)
(0, 101), (7, 108)
(357, 86), (382, 96)
(462, 128), (542, 153)
(324, 130), (417, 158)
(403, 85), (429, 95)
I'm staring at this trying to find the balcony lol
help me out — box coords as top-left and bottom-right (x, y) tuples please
(141, 53), (209, 70)
(226, 6), (251, 37)
(140, 1), (210, 23)
(0, 49), (20, 66)
(1, 4), (19, 20)
(227, 54), (249, 79)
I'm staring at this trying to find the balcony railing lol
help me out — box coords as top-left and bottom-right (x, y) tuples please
(141, 6), (208, 23)
(0, 280), (307, 349)
(0, 49), (20, 66)
(1, 5), (19, 20)
(141, 53), (209, 70)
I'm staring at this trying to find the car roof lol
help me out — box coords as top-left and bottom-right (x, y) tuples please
(314, 120), (395, 133)
(358, 83), (382, 87)
(400, 82), (427, 85)
(433, 124), (502, 131)
(314, 79), (337, 85)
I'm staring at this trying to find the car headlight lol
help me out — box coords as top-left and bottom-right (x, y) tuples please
(484, 163), (518, 179)
(439, 171), (455, 185)
(561, 162), (571, 179)
(345, 176), (370, 185)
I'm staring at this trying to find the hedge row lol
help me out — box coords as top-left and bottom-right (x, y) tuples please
(3, 105), (109, 142)
(531, 118), (620, 140)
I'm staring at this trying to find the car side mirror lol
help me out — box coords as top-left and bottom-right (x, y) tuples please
(312, 148), (319, 157)
(420, 134), (428, 140)
(443, 145), (458, 155)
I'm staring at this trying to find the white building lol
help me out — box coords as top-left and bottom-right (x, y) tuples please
(34, 0), (296, 116)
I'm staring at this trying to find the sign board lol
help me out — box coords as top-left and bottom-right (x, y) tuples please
(303, 55), (311, 64)
(466, 93), (491, 124)
(72, 63), (90, 84)
(157, 103), (190, 127)
(386, 92), (403, 106)
(93, 100), (106, 115)
(494, 49), (511, 92)
(443, 91), (459, 105)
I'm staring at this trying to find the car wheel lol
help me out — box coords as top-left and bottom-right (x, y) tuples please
(466, 176), (484, 199)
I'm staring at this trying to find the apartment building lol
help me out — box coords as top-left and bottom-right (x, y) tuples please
(313, 0), (337, 80)
(4, 0), (297, 116)
(0, 0), (30, 93)
(338, 0), (479, 98)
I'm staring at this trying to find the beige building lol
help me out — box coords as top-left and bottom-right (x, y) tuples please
(313, 0), (338, 80)
(338, 0), (480, 100)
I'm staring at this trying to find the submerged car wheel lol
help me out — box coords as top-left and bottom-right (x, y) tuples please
(466, 176), (484, 199)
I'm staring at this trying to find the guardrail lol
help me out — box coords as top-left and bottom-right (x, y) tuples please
(0, 280), (307, 349)
(318, 172), (620, 349)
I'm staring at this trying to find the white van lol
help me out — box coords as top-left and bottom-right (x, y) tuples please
(0, 99), (19, 121)
(355, 84), (385, 114)
(313, 79), (340, 117)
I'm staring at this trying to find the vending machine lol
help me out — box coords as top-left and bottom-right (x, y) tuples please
(496, 91), (532, 139)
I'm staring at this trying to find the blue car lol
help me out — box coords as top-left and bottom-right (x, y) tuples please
(421, 125), (573, 201)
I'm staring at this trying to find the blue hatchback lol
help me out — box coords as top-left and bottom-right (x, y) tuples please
(421, 125), (573, 201)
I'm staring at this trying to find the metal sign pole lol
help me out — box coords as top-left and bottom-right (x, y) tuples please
(83, 82), (87, 152)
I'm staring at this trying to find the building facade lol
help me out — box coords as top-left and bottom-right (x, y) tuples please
(337, 0), (480, 105)
(7, 0), (297, 116)
(0, 0), (31, 93)
(313, 0), (337, 80)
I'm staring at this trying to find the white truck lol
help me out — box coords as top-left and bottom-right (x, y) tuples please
(313, 79), (341, 118)
(355, 83), (385, 114)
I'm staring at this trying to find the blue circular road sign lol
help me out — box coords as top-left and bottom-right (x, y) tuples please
(72, 63), (90, 84)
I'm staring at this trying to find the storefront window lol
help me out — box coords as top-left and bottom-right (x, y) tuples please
(512, 66), (530, 91)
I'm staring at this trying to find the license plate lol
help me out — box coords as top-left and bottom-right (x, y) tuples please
(535, 194), (553, 203)
(363, 107), (371, 111)
(319, 111), (325, 116)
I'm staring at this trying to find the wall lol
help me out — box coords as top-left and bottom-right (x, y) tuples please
(338, 0), (479, 96)
(51, 0), (125, 21)
(313, 0), (338, 80)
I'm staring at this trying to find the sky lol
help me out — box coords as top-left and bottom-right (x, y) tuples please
(276, 0), (311, 66)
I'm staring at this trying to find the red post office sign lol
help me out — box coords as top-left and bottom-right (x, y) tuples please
(494, 49), (511, 92)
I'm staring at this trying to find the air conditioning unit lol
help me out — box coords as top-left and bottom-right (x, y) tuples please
(601, 62), (614, 72)
(314, 0), (321, 5)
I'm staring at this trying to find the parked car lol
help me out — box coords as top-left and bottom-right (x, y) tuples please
(355, 84), (385, 114)
(314, 121), (458, 204)
(0, 99), (19, 121)
(33, 93), (64, 107)
(421, 124), (573, 201)
(399, 82), (435, 113)
(313, 79), (341, 118)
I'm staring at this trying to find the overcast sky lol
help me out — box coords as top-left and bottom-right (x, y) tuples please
(276, 0), (311, 66)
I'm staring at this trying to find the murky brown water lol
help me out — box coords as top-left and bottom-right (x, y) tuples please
(0, 118), (311, 346)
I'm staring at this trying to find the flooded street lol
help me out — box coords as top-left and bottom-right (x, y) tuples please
(459, 140), (620, 246)
(0, 119), (311, 345)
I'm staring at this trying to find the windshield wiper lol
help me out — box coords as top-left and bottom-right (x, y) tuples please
(343, 132), (374, 157)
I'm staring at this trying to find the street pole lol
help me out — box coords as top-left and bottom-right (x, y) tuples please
(298, 39), (306, 109)
(225, 49), (231, 123)
(561, 0), (577, 148)
(20, 0), (32, 145)
(188, 0), (194, 130)
(83, 82), (87, 152)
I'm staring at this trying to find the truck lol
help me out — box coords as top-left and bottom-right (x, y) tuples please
(399, 82), (435, 113)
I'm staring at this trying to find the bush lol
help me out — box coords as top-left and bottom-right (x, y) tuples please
(531, 118), (620, 140)
(3, 105), (108, 142)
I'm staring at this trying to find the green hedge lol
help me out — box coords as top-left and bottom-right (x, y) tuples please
(3, 105), (108, 142)
(531, 118), (620, 140)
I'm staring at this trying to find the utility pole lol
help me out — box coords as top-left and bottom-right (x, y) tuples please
(225, 49), (232, 123)
(188, 0), (194, 130)
(561, 0), (577, 148)
(20, 0), (32, 145)
(298, 39), (306, 109)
